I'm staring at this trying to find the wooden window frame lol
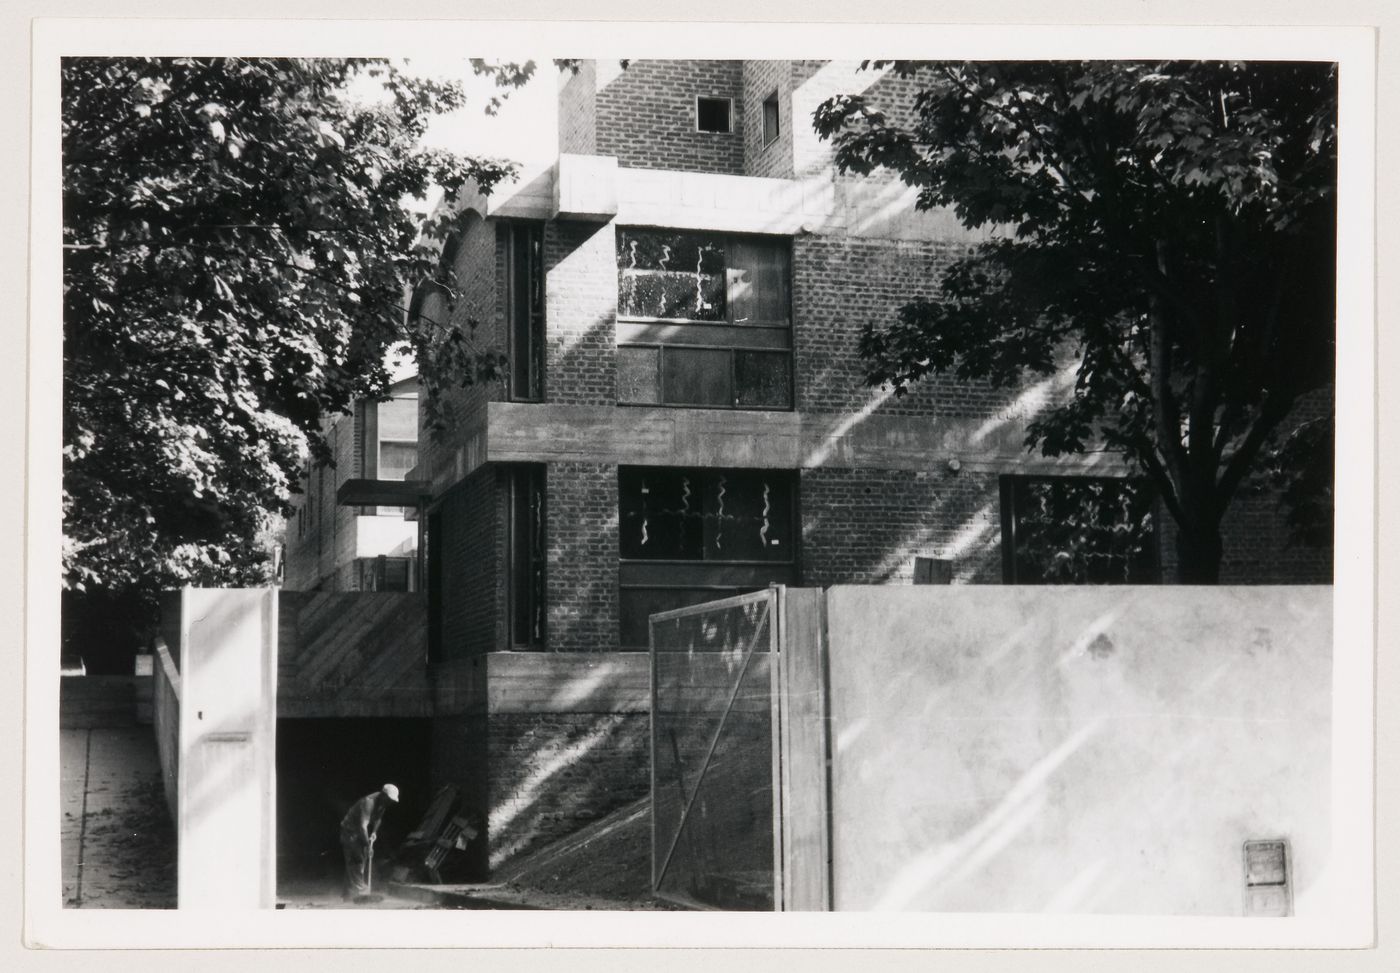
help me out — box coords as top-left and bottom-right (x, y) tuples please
(695, 95), (734, 134)
(617, 229), (793, 411)
(761, 89), (780, 146)
(617, 466), (799, 649)
(504, 220), (546, 403)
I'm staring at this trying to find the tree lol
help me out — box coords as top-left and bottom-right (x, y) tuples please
(814, 60), (1336, 582)
(62, 57), (526, 605)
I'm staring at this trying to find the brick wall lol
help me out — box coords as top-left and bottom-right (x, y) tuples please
(793, 233), (1028, 420)
(436, 468), (508, 660)
(545, 462), (619, 651)
(801, 468), (1004, 586)
(283, 412), (361, 591)
(1153, 495), (1333, 585)
(544, 220), (616, 406)
(594, 60), (745, 175)
(1155, 391), (1334, 585)
(557, 61), (597, 156)
(418, 211), (505, 453)
(743, 59), (793, 179)
(431, 710), (650, 879)
(429, 712), (492, 877)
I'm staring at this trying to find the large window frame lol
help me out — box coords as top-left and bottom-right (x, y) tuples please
(761, 89), (781, 146)
(999, 474), (1160, 585)
(504, 220), (546, 402)
(357, 391), (419, 516)
(616, 228), (793, 411)
(507, 465), (547, 650)
(695, 96), (734, 134)
(617, 466), (799, 649)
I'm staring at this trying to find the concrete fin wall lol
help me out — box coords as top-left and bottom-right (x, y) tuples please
(820, 585), (1331, 915)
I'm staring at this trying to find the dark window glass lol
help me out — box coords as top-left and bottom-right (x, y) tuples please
(704, 471), (794, 562)
(619, 468), (705, 560)
(696, 96), (732, 133)
(734, 350), (791, 408)
(762, 91), (780, 145)
(663, 347), (731, 406)
(618, 467), (797, 649)
(1000, 475), (1159, 584)
(618, 346), (660, 404)
(507, 222), (545, 401)
(509, 466), (547, 648)
(427, 512), (442, 663)
(619, 468), (793, 563)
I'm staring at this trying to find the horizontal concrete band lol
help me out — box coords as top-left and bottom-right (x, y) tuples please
(448, 153), (997, 244)
(430, 401), (1111, 494)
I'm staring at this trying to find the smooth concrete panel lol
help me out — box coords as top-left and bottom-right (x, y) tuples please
(178, 588), (278, 909)
(822, 585), (1331, 914)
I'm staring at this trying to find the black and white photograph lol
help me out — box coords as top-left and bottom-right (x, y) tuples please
(19, 12), (1383, 957)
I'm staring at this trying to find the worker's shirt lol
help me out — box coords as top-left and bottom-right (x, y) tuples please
(340, 793), (386, 843)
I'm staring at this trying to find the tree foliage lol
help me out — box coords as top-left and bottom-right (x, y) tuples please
(62, 57), (525, 597)
(814, 60), (1336, 581)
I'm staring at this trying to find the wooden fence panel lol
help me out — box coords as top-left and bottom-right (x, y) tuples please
(277, 592), (431, 718)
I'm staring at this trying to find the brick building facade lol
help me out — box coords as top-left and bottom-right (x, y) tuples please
(405, 59), (1331, 876)
(284, 375), (422, 594)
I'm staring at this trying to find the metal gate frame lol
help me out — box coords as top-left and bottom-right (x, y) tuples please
(649, 587), (783, 911)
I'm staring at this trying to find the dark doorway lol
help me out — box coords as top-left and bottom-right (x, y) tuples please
(275, 717), (432, 889)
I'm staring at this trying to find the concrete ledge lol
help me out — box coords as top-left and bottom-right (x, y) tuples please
(482, 401), (1115, 475)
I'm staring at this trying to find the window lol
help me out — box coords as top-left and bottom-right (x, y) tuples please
(616, 229), (792, 410)
(999, 475), (1159, 584)
(696, 96), (733, 134)
(508, 466), (546, 649)
(617, 467), (797, 648)
(505, 221), (545, 401)
(359, 392), (419, 515)
(359, 556), (413, 592)
(762, 90), (780, 146)
(426, 511), (442, 664)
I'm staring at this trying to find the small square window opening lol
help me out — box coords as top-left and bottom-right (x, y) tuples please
(762, 90), (780, 145)
(696, 96), (732, 134)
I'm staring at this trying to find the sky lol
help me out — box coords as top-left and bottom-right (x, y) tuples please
(407, 56), (559, 169)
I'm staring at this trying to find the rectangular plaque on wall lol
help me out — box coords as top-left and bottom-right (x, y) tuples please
(1243, 839), (1292, 917)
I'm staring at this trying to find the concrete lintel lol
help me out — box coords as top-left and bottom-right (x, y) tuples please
(482, 401), (1111, 475)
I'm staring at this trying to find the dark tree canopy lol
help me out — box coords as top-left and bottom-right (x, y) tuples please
(63, 57), (525, 599)
(815, 60), (1336, 582)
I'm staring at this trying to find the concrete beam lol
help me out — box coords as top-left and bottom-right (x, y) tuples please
(481, 401), (1115, 476)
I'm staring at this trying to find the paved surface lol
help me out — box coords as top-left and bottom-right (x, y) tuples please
(276, 876), (432, 910)
(60, 726), (177, 908)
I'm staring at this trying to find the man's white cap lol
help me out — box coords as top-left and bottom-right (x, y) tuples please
(381, 784), (400, 802)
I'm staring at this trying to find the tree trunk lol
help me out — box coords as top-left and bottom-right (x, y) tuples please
(1174, 521), (1224, 584)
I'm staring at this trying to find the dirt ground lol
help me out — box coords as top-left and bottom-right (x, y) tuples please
(484, 797), (683, 910)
